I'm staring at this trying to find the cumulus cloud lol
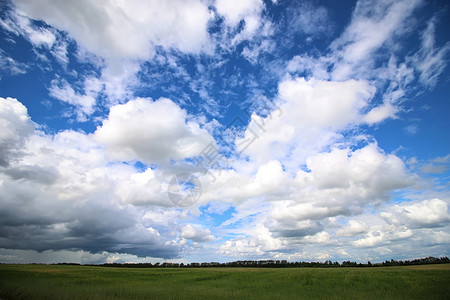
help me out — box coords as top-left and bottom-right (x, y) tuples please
(211, 141), (415, 259)
(305, 145), (412, 191)
(236, 77), (376, 168)
(0, 96), (223, 259)
(381, 199), (450, 228)
(195, 135), (417, 260)
(265, 144), (413, 223)
(114, 168), (169, 207)
(303, 231), (331, 244)
(180, 224), (214, 243)
(335, 199), (450, 251)
(269, 218), (324, 239)
(219, 224), (284, 257)
(216, 0), (263, 30)
(0, 97), (216, 259)
(337, 220), (368, 236)
(197, 160), (293, 208)
(94, 97), (214, 165)
(13, 0), (213, 63)
(351, 227), (413, 248)
(0, 97), (34, 166)
(0, 140), (178, 257)
(215, 0), (271, 46)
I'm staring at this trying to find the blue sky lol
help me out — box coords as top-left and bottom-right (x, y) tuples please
(0, 0), (449, 264)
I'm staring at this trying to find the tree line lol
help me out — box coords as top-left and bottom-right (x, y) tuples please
(58, 256), (450, 268)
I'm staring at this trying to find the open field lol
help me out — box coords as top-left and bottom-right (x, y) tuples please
(1, 264), (449, 299)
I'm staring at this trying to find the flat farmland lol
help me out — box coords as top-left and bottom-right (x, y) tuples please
(0, 264), (449, 299)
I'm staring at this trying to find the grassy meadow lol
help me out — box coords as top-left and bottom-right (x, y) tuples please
(0, 264), (449, 299)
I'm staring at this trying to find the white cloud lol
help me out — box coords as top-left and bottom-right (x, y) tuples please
(303, 231), (331, 244)
(198, 161), (292, 207)
(352, 231), (385, 248)
(0, 49), (29, 77)
(8, 0), (215, 108)
(216, 0), (271, 46)
(418, 155), (450, 174)
(286, 55), (331, 80)
(0, 248), (163, 264)
(363, 102), (397, 125)
(180, 224), (214, 243)
(337, 220), (368, 236)
(413, 16), (450, 88)
(248, 144), (413, 241)
(381, 199), (450, 228)
(420, 164), (449, 174)
(201, 140), (415, 259)
(114, 168), (168, 207)
(287, 2), (331, 37)
(236, 77), (376, 168)
(404, 124), (418, 136)
(242, 39), (274, 64)
(94, 97), (214, 165)
(278, 78), (372, 128)
(0, 134), (178, 258)
(330, 0), (422, 80)
(351, 223), (414, 248)
(268, 217), (323, 239)
(433, 154), (450, 164)
(49, 77), (100, 121)
(0, 10), (56, 48)
(284, 1), (427, 126)
(14, 0), (213, 64)
(51, 39), (69, 66)
(0, 97), (217, 259)
(219, 224), (284, 257)
(216, 0), (263, 29)
(0, 97), (34, 166)
(423, 230), (450, 245)
(305, 144), (412, 192)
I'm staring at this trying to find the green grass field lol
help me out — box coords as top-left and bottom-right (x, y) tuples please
(0, 264), (449, 299)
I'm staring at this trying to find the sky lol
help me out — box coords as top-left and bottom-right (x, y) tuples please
(0, 0), (449, 264)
